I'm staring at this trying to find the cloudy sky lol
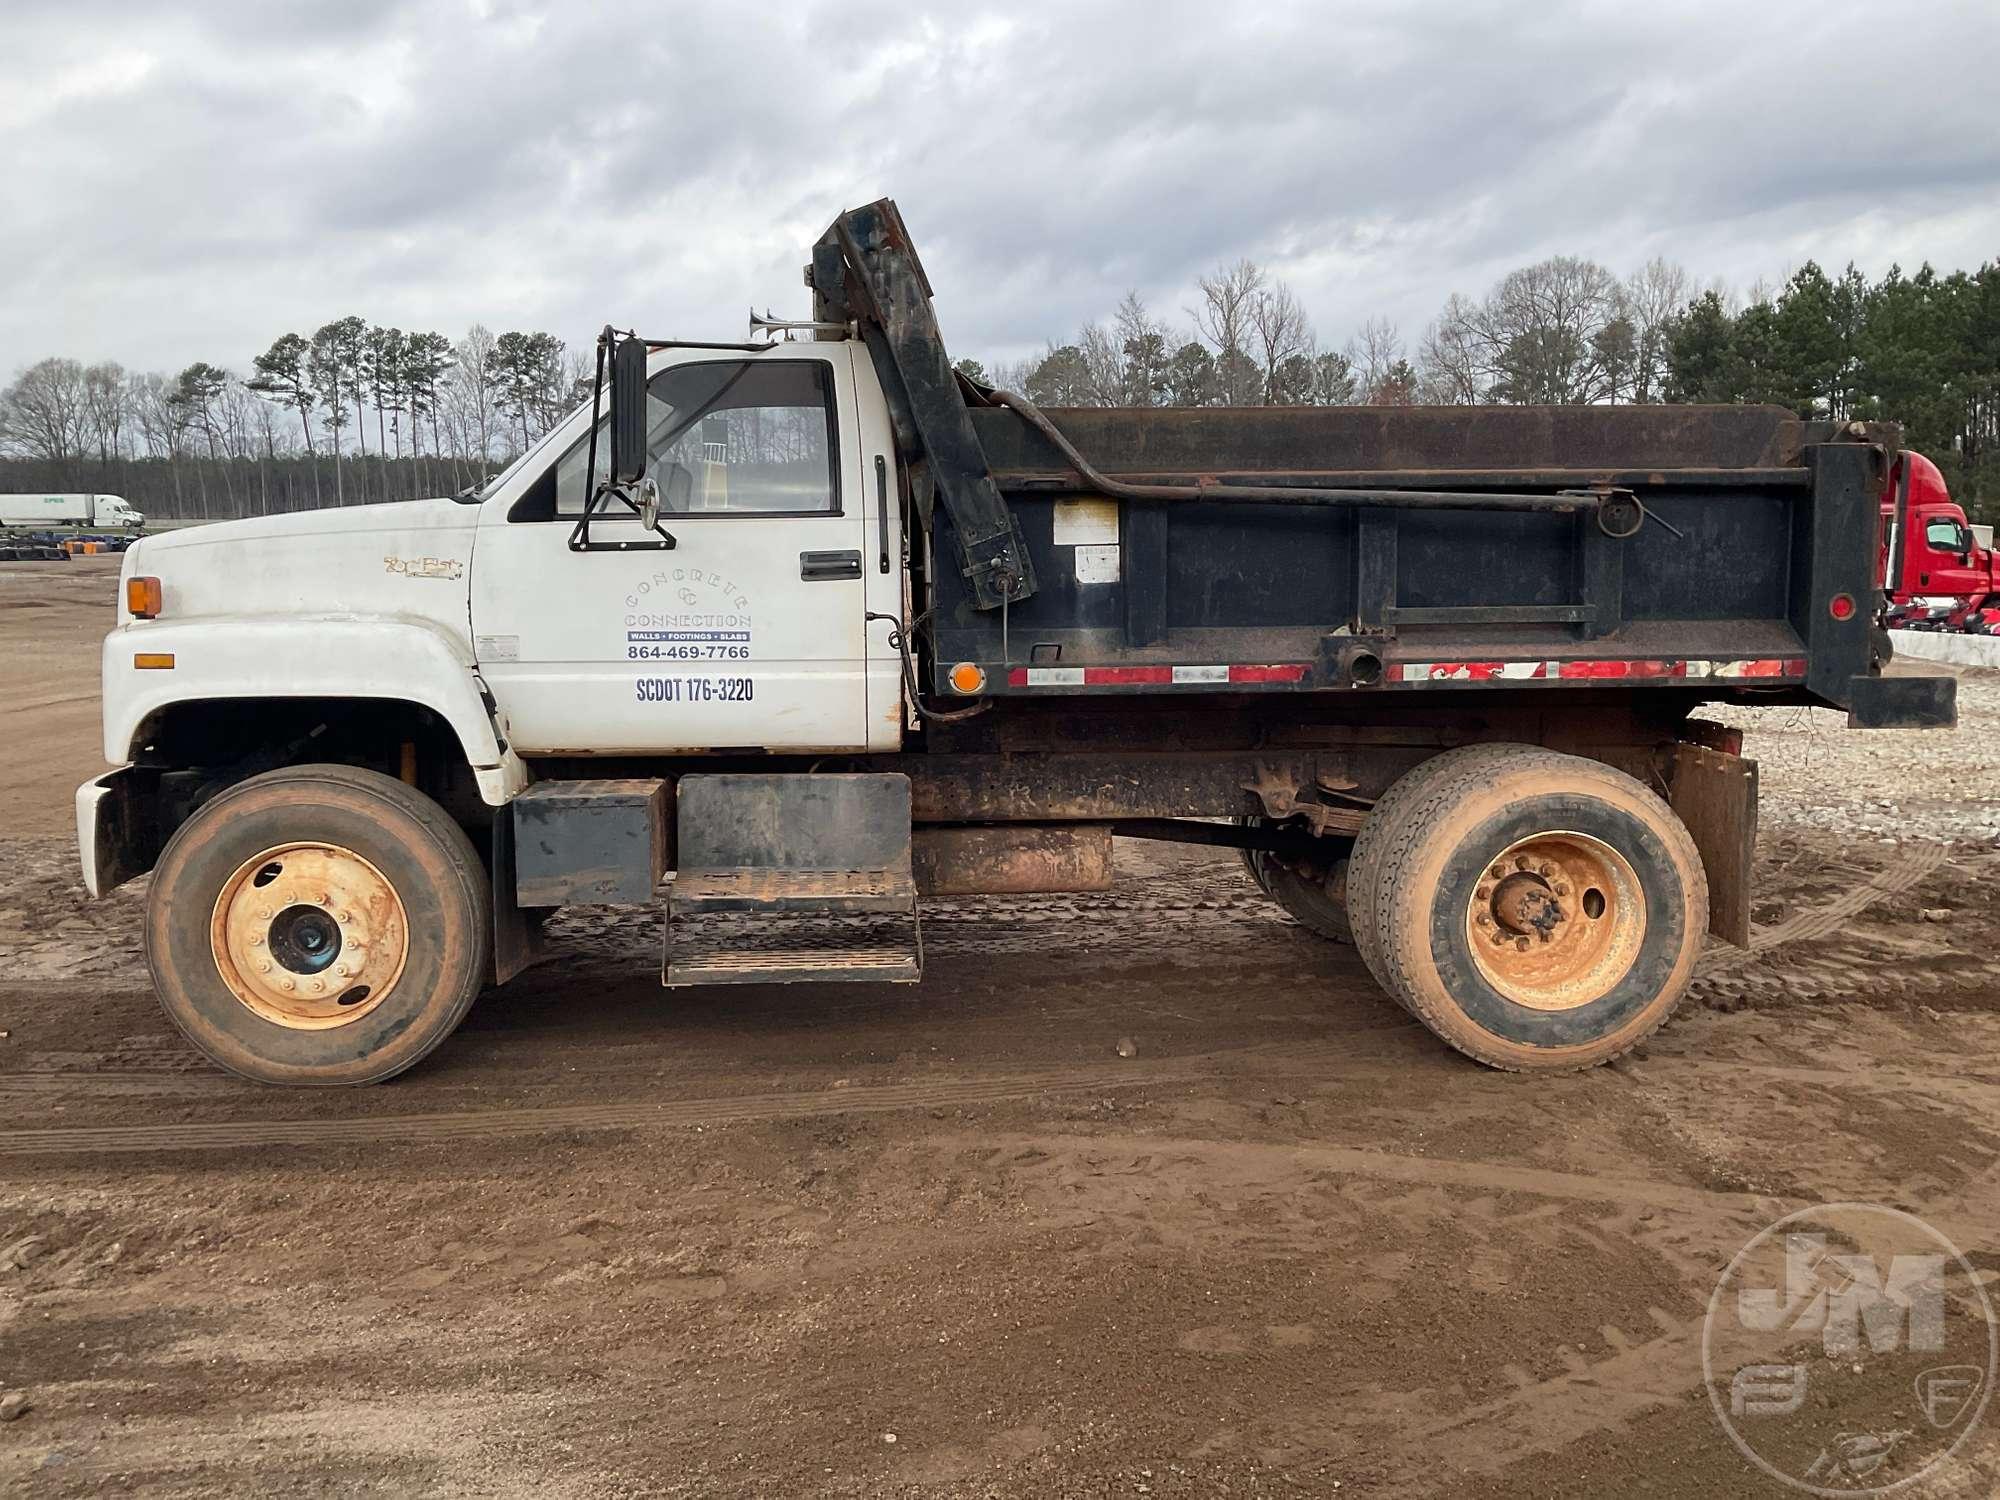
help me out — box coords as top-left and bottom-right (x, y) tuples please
(4, 0), (1997, 380)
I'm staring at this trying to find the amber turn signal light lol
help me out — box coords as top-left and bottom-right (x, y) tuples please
(127, 576), (163, 618)
(948, 662), (986, 695)
(133, 653), (175, 670)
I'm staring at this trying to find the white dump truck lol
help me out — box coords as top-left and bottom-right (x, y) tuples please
(0, 493), (145, 529)
(77, 199), (1950, 1087)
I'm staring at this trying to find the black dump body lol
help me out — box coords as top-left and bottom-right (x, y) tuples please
(811, 199), (1951, 730)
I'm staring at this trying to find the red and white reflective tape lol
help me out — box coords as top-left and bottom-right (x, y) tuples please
(1388, 657), (1807, 684)
(1000, 657), (1807, 689)
(1006, 663), (1310, 688)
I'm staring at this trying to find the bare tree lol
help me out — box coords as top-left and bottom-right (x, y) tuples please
(1193, 259), (1266, 404)
(452, 325), (500, 483)
(1249, 281), (1313, 404)
(129, 371), (193, 507)
(1480, 257), (1628, 403)
(1419, 259), (1630, 404)
(1077, 323), (1124, 406)
(1417, 295), (1485, 404)
(0, 357), (92, 477)
(81, 362), (129, 477)
(1346, 318), (1407, 404)
(1624, 258), (1692, 402)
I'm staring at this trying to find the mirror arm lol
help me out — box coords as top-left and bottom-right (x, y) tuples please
(566, 477), (677, 553)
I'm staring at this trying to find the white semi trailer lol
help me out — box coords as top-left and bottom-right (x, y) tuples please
(0, 493), (144, 529)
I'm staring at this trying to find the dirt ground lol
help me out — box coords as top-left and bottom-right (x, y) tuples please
(2, 557), (1997, 1497)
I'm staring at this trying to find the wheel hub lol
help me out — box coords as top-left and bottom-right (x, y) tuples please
(209, 843), (409, 1029)
(1465, 832), (1645, 1011)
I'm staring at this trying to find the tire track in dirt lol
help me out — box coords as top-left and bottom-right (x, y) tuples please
(0, 1060), (1210, 1155)
(1693, 842), (1948, 976)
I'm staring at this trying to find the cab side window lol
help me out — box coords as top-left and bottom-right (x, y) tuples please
(1925, 518), (1967, 553)
(516, 360), (840, 522)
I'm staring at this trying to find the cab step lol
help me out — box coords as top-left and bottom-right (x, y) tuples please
(664, 774), (921, 987)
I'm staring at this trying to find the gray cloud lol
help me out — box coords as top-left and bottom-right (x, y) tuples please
(2, 0), (1995, 378)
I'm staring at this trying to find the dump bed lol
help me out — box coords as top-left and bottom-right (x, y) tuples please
(812, 200), (1951, 730)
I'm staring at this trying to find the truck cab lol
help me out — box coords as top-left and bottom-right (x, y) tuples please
(1880, 450), (1994, 611)
(467, 340), (906, 755)
(97, 495), (145, 529)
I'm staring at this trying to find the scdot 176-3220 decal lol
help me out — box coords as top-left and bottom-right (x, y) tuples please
(635, 677), (755, 704)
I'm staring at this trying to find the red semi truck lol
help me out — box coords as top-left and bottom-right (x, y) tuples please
(1879, 450), (1999, 630)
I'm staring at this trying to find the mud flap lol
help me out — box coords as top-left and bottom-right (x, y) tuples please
(1845, 672), (1956, 729)
(488, 810), (544, 986)
(75, 767), (160, 898)
(1666, 744), (1756, 948)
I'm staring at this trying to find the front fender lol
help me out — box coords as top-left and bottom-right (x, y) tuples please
(103, 616), (522, 798)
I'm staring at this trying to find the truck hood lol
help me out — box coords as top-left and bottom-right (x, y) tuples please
(126, 498), (480, 641)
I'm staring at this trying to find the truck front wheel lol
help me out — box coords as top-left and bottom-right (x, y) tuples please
(145, 764), (491, 1086)
(1352, 746), (1706, 1071)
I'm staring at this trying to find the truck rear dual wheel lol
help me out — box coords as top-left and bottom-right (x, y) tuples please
(1350, 745), (1706, 1071)
(146, 764), (491, 1086)
(1237, 819), (1353, 943)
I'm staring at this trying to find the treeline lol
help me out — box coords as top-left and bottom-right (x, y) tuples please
(0, 321), (590, 521)
(7, 251), (1999, 522)
(964, 254), (2000, 518)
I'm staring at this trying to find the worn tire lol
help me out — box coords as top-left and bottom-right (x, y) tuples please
(1349, 750), (1496, 993)
(145, 764), (490, 1086)
(1355, 745), (1706, 1071)
(1237, 819), (1353, 943)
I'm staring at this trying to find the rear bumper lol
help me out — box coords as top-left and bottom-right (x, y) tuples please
(76, 768), (157, 898)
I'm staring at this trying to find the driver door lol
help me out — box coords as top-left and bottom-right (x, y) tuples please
(470, 348), (870, 753)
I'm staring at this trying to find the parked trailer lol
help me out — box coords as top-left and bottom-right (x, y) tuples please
(79, 198), (1954, 1086)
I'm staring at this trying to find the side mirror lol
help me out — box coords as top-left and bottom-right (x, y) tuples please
(609, 334), (649, 484)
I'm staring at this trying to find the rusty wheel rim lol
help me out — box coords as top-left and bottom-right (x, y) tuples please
(1463, 831), (1645, 1012)
(209, 842), (409, 1029)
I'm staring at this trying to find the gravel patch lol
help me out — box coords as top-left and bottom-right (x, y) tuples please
(1710, 663), (2000, 847)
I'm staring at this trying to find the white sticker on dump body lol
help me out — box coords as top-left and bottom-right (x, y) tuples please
(1052, 497), (1119, 546)
(1073, 544), (1120, 583)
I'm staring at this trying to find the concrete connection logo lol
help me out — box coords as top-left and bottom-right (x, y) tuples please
(1703, 1203), (1995, 1494)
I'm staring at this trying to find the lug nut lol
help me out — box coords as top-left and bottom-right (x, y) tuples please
(1515, 937), (1531, 952)
(1538, 928), (1553, 943)
(257, 960), (271, 973)
(1554, 882), (1571, 897)
(282, 979), (296, 992)
(1539, 861), (1557, 877)
(1475, 912), (1492, 927)
(1476, 884), (1492, 901)
(1489, 865), (1506, 880)
(1490, 930), (1507, 946)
